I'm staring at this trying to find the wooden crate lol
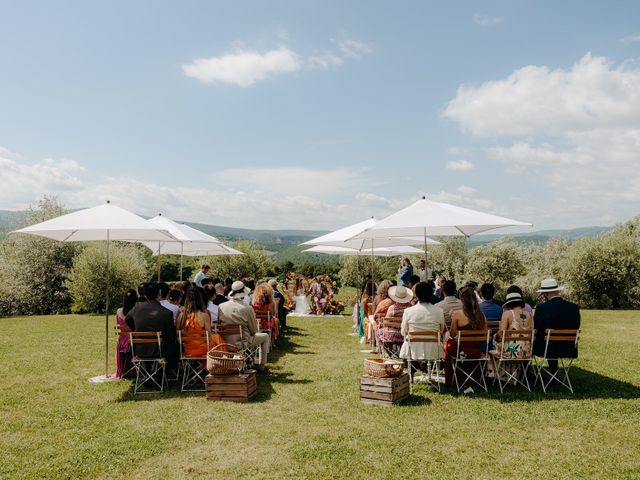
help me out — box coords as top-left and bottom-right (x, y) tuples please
(205, 370), (257, 403)
(360, 373), (410, 406)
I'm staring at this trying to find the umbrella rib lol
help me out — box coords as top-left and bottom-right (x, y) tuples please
(62, 230), (79, 242)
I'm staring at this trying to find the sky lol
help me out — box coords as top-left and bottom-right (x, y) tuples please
(1, 0), (639, 231)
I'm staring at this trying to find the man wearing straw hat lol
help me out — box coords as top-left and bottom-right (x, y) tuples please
(533, 278), (581, 373)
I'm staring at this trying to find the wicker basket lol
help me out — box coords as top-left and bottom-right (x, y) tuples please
(207, 343), (245, 375)
(364, 358), (404, 378)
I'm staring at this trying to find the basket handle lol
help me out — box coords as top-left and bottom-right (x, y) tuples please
(211, 343), (239, 353)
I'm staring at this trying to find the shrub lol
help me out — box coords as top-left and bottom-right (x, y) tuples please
(338, 255), (397, 288)
(0, 197), (79, 316)
(425, 237), (468, 283)
(66, 242), (148, 313)
(465, 239), (525, 291)
(199, 240), (275, 281)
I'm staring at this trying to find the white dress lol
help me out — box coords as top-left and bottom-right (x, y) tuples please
(293, 295), (310, 315)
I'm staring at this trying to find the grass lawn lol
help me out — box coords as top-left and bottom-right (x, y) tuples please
(1, 311), (639, 479)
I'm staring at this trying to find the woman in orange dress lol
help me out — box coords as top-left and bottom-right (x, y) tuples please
(176, 288), (212, 358)
(252, 282), (279, 343)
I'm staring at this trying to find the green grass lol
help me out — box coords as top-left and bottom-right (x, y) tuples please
(1, 311), (639, 479)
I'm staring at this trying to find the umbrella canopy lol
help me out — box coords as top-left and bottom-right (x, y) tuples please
(303, 244), (431, 257)
(301, 217), (437, 250)
(12, 202), (177, 242)
(11, 201), (178, 383)
(146, 241), (243, 256)
(350, 196), (532, 239)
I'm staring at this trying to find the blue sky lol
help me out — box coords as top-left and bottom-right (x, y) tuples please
(1, 1), (640, 230)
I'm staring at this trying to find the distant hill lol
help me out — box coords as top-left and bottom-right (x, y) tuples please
(0, 208), (613, 263)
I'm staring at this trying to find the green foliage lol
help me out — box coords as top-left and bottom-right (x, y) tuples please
(425, 237), (469, 282)
(0, 196), (79, 316)
(66, 242), (148, 313)
(465, 239), (525, 290)
(564, 229), (640, 309)
(338, 255), (397, 287)
(200, 240), (275, 281)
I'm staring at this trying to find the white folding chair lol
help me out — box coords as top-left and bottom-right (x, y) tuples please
(129, 331), (167, 394)
(490, 329), (535, 392)
(534, 329), (580, 393)
(452, 329), (491, 393)
(406, 330), (443, 392)
(178, 330), (210, 392)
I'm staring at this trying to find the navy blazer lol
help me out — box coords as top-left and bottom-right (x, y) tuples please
(533, 296), (580, 358)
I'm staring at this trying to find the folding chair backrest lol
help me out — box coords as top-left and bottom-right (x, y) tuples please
(495, 329), (534, 359)
(178, 330), (210, 357)
(545, 329), (579, 342)
(114, 324), (128, 336)
(129, 331), (163, 358)
(455, 329), (490, 359)
(486, 320), (501, 333)
(406, 330), (440, 343)
(214, 323), (244, 342)
(382, 317), (402, 330)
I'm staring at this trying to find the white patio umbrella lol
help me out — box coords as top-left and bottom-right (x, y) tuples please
(349, 195), (532, 266)
(11, 201), (177, 383)
(303, 244), (436, 257)
(142, 215), (239, 281)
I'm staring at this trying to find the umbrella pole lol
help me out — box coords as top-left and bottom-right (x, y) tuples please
(157, 241), (161, 281)
(104, 231), (110, 378)
(423, 226), (428, 280)
(179, 243), (184, 281)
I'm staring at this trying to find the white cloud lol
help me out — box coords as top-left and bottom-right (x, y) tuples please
(456, 185), (476, 194)
(0, 146), (19, 159)
(308, 52), (344, 69)
(621, 33), (640, 45)
(444, 53), (640, 137)
(445, 53), (640, 227)
(472, 14), (504, 26)
(336, 37), (373, 59)
(446, 160), (474, 172)
(182, 47), (301, 87)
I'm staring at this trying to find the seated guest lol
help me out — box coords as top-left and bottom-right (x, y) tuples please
(137, 282), (148, 302)
(218, 281), (271, 373)
(378, 285), (413, 344)
(494, 291), (532, 359)
(400, 282), (445, 362)
(205, 284), (219, 325)
(408, 275), (421, 290)
(176, 288), (212, 358)
(444, 287), (487, 386)
(479, 283), (503, 325)
(159, 282), (180, 324)
(503, 284), (533, 315)
(213, 283), (228, 305)
(268, 279), (287, 328)
(373, 280), (394, 316)
(434, 276), (446, 300)
(252, 282), (279, 342)
(243, 279), (256, 305)
(436, 280), (462, 328)
(427, 280), (440, 304)
(533, 278), (580, 373)
(464, 280), (481, 302)
(223, 278), (233, 297)
(113, 289), (137, 379)
(125, 282), (178, 368)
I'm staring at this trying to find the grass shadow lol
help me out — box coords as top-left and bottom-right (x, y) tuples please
(437, 367), (640, 402)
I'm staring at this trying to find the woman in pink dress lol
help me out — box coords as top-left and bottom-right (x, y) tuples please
(113, 289), (137, 379)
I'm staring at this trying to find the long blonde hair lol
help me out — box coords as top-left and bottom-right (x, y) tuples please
(253, 283), (273, 306)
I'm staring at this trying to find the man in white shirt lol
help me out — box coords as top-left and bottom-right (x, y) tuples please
(193, 264), (210, 287)
(418, 260), (433, 282)
(158, 282), (180, 324)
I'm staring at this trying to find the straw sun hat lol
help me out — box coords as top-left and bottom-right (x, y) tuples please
(536, 278), (565, 293)
(388, 285), (414, 304)
(228, 280), (250, 299)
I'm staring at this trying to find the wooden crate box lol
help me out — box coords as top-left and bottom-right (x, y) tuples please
(205, 370), (257, 403)
(360, 373), (410, 406)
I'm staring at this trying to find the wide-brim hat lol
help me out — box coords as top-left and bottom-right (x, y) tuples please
(228, 280), (250, 299)
(388, 285), (414, 304)
(536, 278), (565, 293)
(503, 292), (524, 307)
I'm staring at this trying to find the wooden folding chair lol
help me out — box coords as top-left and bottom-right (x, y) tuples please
(490, 329), (535, 392)
(405, 330), (443, 392)
(214, 324), (259, 369)
(129, 331), (167, 394)
(452, 329), (491, 393)
(534, 329), (580, 393)
(178, 330), (211, 392)
(378, 316), (404, 359)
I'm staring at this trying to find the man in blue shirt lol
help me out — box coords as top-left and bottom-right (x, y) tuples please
(479, 283), (502, 324)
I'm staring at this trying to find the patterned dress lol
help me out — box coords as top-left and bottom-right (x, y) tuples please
(497, 311), (532, 359)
